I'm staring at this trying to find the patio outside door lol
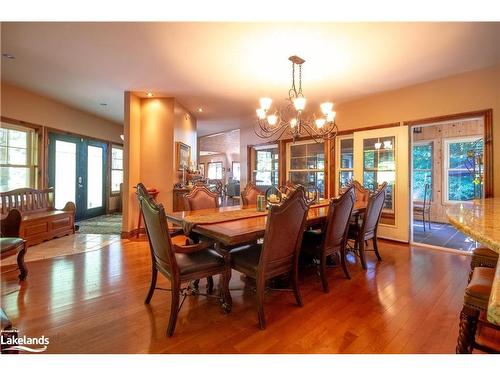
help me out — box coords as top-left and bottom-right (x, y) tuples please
(48, 133), (107, 221)
(353, 126), (409, 242)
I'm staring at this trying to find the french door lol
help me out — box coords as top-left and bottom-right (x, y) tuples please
(48, 133), (107, 221)
(342, 126), (409, 242)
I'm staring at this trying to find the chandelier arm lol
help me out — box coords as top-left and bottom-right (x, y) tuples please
(254, 120), (289, 139)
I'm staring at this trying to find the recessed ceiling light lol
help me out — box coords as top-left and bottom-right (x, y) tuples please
(146, 92), (153, 97)
(99, 103), (107, 106)
(2, 53), (15, 59)
(197, 108), (203, 112)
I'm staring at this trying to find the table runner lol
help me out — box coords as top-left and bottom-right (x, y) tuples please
(182, 199), (330, 234)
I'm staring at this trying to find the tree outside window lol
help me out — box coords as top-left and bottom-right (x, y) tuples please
(412, 142), (433, 201)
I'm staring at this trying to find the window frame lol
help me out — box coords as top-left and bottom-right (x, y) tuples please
(443, 136), (484, 204)
(412, 140), (433, 202)
(110, 144), (123, 196)
(335, 135), (354, 196)
(252, 144), (279, 188)
(0, 122), (37, 192)
(207, 161), (223, 180)
(286, 138), (326, 198)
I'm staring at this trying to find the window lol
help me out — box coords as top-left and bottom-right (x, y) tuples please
(0, 124), (37, 192)
(232, 161), (240, 181)
(111, 146), (123, 194)
(207, 161), (223, 179)
(337, 137), (354, 192)
(287, 140), (325, 198)
(444, 137), (484, 202)
(253, 145), (278, 189)
(412, 142), (433, 201)
(363, 136), (395, 212)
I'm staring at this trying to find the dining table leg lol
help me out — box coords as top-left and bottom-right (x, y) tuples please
(214, 242), (233, 312)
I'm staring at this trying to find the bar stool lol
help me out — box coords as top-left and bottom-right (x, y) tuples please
(468, 246), (498, 282)
(136, 187), (159, 238)
(456, 266), (497, 353)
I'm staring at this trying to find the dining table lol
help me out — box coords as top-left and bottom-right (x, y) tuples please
(166, 199), (367, 248)
(447, 198), (500, 326)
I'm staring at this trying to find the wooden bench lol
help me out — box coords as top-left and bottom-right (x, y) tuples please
(0, 188), (75, 246)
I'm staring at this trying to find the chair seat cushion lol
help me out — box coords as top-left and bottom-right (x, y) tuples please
(176, 249), (224, 276)
(230, 244), (262, 276)
(0, 237), (24, 253)
(301, 229), (323, 254)
(464, 267), (495, 309)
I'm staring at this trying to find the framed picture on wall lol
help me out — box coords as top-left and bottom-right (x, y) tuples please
(198, 163), (205, 177)
(176, 141), (191, 170)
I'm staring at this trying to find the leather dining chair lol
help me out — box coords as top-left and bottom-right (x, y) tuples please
(348, 182), (387, 269)
(230, 186), (310, 329)
(136, 183), (232, 337)
(240, 182), (264, 206)
(301, 186), (355, 292)
(184, 185), (220, 211)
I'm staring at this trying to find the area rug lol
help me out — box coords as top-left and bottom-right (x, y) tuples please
(76, 214), (122, 235)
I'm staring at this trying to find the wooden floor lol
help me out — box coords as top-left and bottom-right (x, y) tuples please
(1, 237), (470, 354)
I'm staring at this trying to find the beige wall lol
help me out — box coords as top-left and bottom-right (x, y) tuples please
(1, 82), (122, 142)
(122, 93), (197, 234)
(173, 101), (197, 183)
(240, 64), (500, 197)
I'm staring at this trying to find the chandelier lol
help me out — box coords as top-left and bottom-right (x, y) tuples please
(254, 55), (338, 143)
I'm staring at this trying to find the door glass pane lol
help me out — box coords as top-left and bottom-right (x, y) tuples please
(340, 139), (353, 168)
(87, 145), (103, 209)
(288, 141), (325, 198)
(363, 136), (396, 211)
(55, 140), (76, 209)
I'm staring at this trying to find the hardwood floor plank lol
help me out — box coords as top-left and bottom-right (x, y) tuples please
(1, 238), (471, 353)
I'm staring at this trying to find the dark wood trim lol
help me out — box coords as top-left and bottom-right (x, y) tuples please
(45, 126), (123, 147)
(404, 109), (493, 198)
(1, 116), (43, 131)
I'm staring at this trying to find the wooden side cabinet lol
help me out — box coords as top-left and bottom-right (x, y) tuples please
(173, 188), (191, 212)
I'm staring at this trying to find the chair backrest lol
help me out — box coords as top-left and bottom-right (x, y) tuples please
(322, 186), (355, 252)
(136, 183), (177, 279)
(360, 182), (387, 240)
(0, 188), (55, 215)
(241, 182), (264, 206)
(352, 180), (370, 205)
(184, 185), (219, 211)
(259, 186), (309, 279)
(0, 208), (22, 237)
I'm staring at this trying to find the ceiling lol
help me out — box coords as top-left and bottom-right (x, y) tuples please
(2, 22), (500, 136)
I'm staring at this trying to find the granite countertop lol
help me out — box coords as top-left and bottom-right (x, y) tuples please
(447, 198), (500, 325)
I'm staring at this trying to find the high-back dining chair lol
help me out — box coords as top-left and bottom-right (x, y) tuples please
(137, 183), (231, 336)
(230, 186), (310, 329)
(301, 186), (355, 292)
(352, 180), (370, 206)
(184, 185), (219, 211)
(348, 182), (387, 269)
(240, 182), (264, 206)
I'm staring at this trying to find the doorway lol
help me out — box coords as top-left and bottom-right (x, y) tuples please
(48, 132), (107, 221)
(409, 116), (487, 251)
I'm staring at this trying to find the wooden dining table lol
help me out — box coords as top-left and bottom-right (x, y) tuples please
(166, 200), (366, 248)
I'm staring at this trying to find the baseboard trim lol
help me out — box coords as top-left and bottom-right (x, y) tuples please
(121, 228), (146, 239)
(410, 241), (472, 256)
